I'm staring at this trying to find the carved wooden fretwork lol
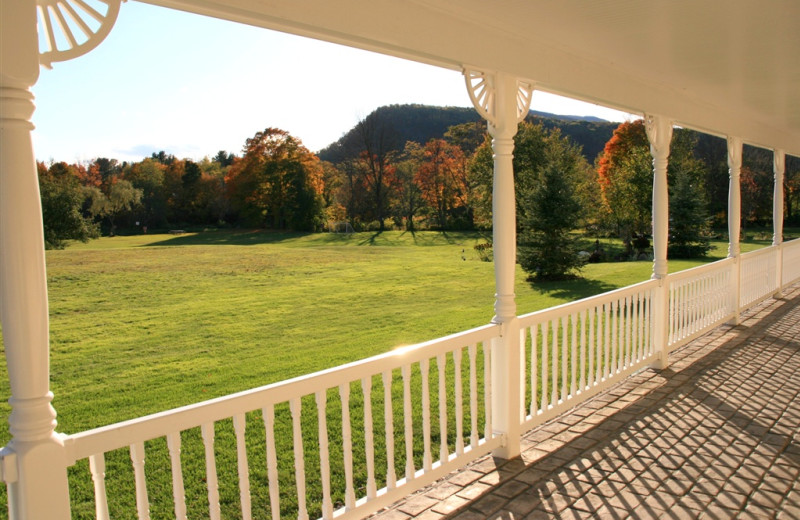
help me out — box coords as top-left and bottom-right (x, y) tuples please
(463, 68), (534, 128)
(37, 0), (123, 68)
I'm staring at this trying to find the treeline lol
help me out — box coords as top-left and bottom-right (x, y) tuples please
(38, 105), (800, 270)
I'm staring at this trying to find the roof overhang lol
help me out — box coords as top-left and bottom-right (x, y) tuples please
(138, 0), (800, 155)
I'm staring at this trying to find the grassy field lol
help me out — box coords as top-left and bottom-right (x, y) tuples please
(0, 229), (782, 517)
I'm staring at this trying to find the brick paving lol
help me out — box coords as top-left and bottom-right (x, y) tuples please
(371, 283), (800, 519)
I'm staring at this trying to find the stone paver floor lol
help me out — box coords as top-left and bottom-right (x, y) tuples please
(371, 283), (800, 519)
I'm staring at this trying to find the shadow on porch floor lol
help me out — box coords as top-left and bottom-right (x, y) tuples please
(370, 283), (800, 520)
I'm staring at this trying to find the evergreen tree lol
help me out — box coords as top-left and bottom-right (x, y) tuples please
(669, 169), (712, 258)
(518, 142), (586, 280)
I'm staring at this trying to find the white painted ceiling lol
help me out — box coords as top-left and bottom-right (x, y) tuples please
(141, 0), (800, 155)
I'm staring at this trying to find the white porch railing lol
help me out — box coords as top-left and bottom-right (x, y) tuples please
(518, 279), (658, 431)
(740, 246), (779, 309)
(782, 238), (800, 287)
(667, 257), (736, 352)
(2, 239), (799, 519)
(60, 324), (501, 520)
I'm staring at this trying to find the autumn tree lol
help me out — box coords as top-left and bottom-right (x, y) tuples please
(38, 162), (99, 249)
(226, 128), (324, 231)
(415, 139), (468, 229)
(392, 141), (425, 230)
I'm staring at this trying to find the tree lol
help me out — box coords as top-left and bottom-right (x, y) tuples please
(38, 162), (99, 249)
(392, 142), (425, 231)
(414, 139), (467, 229)
(518, 141), (586, 280)
(225, 128), (324, 231)
(352, 111), (398, 231)
(669, 169), (711, 258)
(596, 120), (652, 243)
(126, 158), (168, 228)
(89, 179), (143, 235)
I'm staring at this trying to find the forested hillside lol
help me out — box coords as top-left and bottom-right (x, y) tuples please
(318, 104), (617, 164)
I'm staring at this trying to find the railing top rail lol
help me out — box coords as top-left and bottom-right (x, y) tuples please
(667, 257), (734, 283)
(518, 277), (659, 326)
(741, 244), (778, 260)
(781, 236), (800, 249)
(64, 322), (500, 462)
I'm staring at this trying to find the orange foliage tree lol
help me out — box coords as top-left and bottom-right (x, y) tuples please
(225, 128), (324, 231)
(414, 139), (468, 229)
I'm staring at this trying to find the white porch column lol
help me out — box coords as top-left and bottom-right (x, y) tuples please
(773, 149), (785, 295)
(644, 115), (673, 370)
(464, 69), (533, 459)
(0, 0), (71, 518)
(727, 136), (743, 323)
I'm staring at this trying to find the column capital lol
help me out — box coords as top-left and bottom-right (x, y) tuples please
(727, 136), (743, 173)
(463, 67), (534, 139)
(644, 114), (673, 158)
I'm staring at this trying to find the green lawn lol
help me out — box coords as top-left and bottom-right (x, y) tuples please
(0, 229), (782, 517)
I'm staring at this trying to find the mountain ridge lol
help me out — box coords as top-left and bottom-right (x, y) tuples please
(317, 104), (618, 163)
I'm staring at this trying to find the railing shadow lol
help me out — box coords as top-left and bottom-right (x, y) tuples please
(435, 286), (800, 519)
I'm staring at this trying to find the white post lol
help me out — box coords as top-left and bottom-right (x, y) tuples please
(644, 115), (673, 370)
(727, 136), (743, 324)
(0, 0), (72, 518)
(773, 149), (785, 295)
(463, 69), (532, 459)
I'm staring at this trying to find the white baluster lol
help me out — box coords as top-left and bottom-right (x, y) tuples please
(402, 365), (415, 480)
(570, 313), (577, 398)
(580, 310), (587, 392)
(588, 308), (596, 387)
(468, 345), (479, 448)
(540, 321), (549, 411)
(624, 295), (632, 368)
(604, 303), (611, 380)
(339, 384), (355, 510)
(551, 320), (558, 406)
(529, 324), (538, 416)
(88, 453), (110, 520)
(561, 317), (568, 402)
(632, 293), (640, 363)
(361, 377), (377, 499)
(201, 423), (221, 520)
(233, 413), (252, 520)
(611, 300), (619, 374)
(437, 353), (448, 464)
(420, 359), (432, 471)
(453, 349), (464, 456)
(290, 399), (308, 520)
(260, 407), (280, 520)
(382, 371), (397, 489)
(130, 442), (150, 520)
(483, 343), (492, 440)
(166, 432), (187, 520)
(315, 391), (333, 520)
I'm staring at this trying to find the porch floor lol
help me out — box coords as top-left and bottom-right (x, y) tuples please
(371, 283), (800, 520)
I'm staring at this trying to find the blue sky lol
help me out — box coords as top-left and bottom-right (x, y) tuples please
(32, 1), (632, 163)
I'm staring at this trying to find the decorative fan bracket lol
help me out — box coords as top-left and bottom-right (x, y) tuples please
(37, 0), (124, 68)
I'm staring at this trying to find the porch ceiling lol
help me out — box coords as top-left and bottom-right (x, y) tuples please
(138, 0), (800, 155)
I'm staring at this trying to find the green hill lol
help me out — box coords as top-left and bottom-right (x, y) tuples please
(317, 104), (618, 164)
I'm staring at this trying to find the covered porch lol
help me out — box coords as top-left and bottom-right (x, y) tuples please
(2, 1), (800, 519)
(372, 282), (800, 520)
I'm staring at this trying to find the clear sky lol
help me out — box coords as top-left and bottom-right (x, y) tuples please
(32, 1), (633, 164)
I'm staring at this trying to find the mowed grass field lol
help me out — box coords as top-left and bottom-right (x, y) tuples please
(0, 229), (779, 517)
